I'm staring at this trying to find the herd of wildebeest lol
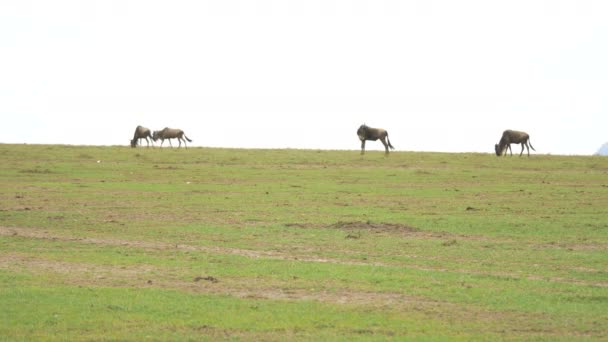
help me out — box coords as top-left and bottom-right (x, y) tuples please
(131, 124), (536, 157)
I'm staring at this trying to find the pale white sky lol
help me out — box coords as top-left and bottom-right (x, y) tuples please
(1, 1), (607, 154)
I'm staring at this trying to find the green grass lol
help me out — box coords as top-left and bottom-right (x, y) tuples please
(1, 144), (607, 340)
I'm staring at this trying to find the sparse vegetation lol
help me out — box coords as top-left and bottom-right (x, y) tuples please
(1, 144), (607, 340)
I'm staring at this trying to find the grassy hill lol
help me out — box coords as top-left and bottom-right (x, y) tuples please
(1, 144), (607, 340)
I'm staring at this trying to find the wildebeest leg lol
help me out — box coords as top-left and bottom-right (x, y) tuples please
(360, 140), (366, 155)
(507, 144), (513, 156)
(380, 137), (389, 155)
(519, 143), (525, 157)
(168, 139), (173, 148)
(521, 141), (530, 157)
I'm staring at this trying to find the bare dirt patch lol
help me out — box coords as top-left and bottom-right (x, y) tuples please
(194, 276), (219, 283)
(0, 253), (155, 283)
(0, 226), (377, 266)
(284, 223), (311, 229)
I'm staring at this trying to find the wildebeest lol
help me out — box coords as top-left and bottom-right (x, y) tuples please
(130, 125), (153, 148)
(152, 127), (192, 148)
(357, 124), (395, 155)
(495, 130), (535, 157)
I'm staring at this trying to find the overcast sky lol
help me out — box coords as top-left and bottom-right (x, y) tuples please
(1, 1), (607, 154)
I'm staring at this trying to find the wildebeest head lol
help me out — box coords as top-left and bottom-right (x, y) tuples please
(152, 130), (161, 141)
(494, 143), (502, 156)
(357, 124), (369, 141)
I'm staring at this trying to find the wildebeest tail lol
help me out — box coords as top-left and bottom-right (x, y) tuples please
(387, 134), (395, 150)
(528, 137), (535, 151)
(184, 134), (192, 142)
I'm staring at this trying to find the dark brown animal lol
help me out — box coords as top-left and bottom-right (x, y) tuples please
(357, 124), (395, 155)
(130, 125), (153, 148)
(152, 127), (192, 148)
(495, 130), (535, 157)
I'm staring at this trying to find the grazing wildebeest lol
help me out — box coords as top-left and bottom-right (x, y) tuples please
(152, 127), (192, 148)
(357, 124), (395, 155)
(495, 130), (535, 157)
(130, 125), (153, 148)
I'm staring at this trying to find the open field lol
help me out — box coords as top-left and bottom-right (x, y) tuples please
(1, 144), (607, 340)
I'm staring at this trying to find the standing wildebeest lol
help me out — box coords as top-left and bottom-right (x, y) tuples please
(152, 127), (192, 148)
(130, 125), (153, 148)
(357, 124), (395, 155)
(495, 130), (535, 157)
